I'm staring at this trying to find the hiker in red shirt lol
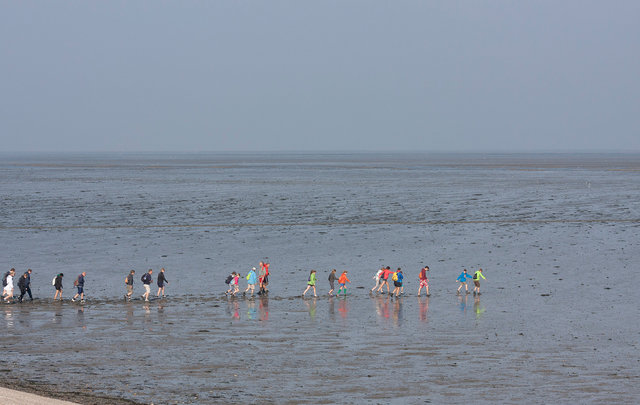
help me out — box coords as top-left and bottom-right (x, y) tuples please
(376, 266), (393, 294)
(418, 266), (430, 297)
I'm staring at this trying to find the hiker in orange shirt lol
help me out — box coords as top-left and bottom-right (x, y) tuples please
(336, 271), (351, 296)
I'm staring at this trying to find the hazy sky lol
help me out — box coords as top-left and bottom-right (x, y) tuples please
(1, 1), (639, 152)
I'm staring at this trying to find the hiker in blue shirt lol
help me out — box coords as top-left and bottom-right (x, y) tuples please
(244, 267), (258, 297)
(456, 269), (473, 294)
(72, 272), (86, 303)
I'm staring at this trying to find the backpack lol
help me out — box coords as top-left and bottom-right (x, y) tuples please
(2, 272), (8, 287)
(246, 273), (251, 281)
(473, 273), (478, 280)
(52, 276), (57, 286)
(73, 277), (79, 287)
(391, 272), (398, 281)
(225, 275), (233, 285)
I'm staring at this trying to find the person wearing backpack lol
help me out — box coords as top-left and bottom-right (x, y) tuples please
(392, 268), (403, 297)
(2, 268), (16, 303)
(53, 273), (64, 301)
(376, 266), (393, 294)
(258, 261), (269, 295)
(473, 269), (486, 295)
(231, 272), (240, 296)
(225, 272), (236, 296)
(156, 268), (169, 298)
(302, 270), (317, 297)
(418, 266), (430, 297)
(243, 267), (258, 297)
(124, 270), (135, 301)
(141, 269), (153, 302)
(71, 272), (86, 303)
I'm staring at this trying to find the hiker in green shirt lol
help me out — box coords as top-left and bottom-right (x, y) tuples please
(473, 269), (486, 295)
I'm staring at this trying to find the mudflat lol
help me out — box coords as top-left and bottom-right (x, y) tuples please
(1, 153), (639, 403)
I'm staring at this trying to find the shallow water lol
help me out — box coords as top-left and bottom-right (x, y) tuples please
(1, 153), (639, 404)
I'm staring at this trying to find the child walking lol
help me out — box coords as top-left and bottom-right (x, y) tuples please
(336, 271), (351, 296)
(226, 272), (237, 295)
(302, 270), (317, 297)
(328, 269), (337, 296)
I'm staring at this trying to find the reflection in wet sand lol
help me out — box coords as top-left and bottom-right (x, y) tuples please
(458, 294), (469, 314)
(473, 296), (485, 319)
(328, 296), (335, 321)
(226, 298), (240, 320)
(125, 303), (134, 325)
(246, 299), (257, 320)
(53, 303), (63, 325)
(373, 294), (391, 321)
(304, 298), (317, 320)
(259, 296), (269, 321)
(3, 307), (14, 329)
(392, 297), (403, 326)
(76, 305), (86, 329)
(418, 296), (429, 323)
(337, 297), (349, 319)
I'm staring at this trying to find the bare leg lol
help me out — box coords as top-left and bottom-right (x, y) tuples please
(303, 285), (311, 296)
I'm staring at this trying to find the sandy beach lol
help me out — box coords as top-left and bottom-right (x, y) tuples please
(0, 386), (78, 405)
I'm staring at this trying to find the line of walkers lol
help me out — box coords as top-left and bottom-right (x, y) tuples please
(225, 261), (270, 297)
(3, 263), (488, 303)
(124, 268), (169, 302)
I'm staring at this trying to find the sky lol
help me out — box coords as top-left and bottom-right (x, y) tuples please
(1, 1), (639, 153)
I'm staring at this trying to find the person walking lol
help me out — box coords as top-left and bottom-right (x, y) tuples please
(141, 269), (153, 301)
(336, 271), (351, 296)
(418, 266), (430, 296)
(17, 272), (29, 303)
(244, 267), (258, 297)
(71, 272), (86, 303)
(225, 272), (236, 295)
(231, 272), (240, 296)
(124, 270), (135, 301)
(18, 269), (33, 302)
(328, 269), (337, 296)
(53, 273), (64, 301)
(371, 267), (383, 293)
(473, 269), (486, 295)
(302, 270), (317, 297)
(156, 268), (169, 298)
(258, 261), (269, 295)
(392, 268), (403, 297)
(3, 268), (15, 303)
(376, 266), (393, 294)
(456, 269), (473, 294)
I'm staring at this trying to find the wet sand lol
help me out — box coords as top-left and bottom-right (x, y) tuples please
(1, 283), (638, 404)
(2, 153), (639, 403)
